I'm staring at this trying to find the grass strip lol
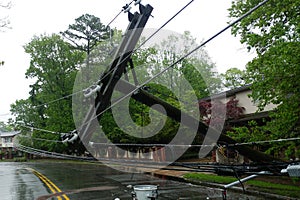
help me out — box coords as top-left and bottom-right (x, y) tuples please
(183, 173), (300, 198)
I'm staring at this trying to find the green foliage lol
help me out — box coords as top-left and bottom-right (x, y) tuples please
(141, 31), (222, 98)
(0, 121), (13, 131)
(184, 172), (237, 184)
(248, 42), (300, 138)
(221, 67), (247, 89)
(61, 13), (111, 55)
(184, 173), (300, 198)
(100, 84), (180, 145)
(11, 13), (113, 154)
(227, 120), (268, 143)
(11, 13), (222, 155)
(229, 0), (300, 54)
(97, 31), (221, 146)
(11, 34), (85, 153)
(229, 0), (300, 158)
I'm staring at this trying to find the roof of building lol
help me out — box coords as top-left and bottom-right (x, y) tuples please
(199, 84), (251, 101)
(0, 131), (20, 137)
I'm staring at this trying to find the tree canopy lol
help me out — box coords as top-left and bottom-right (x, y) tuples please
(221, 67), (247, 89)
(11, 34), (85, 153)
(60, 13), (111, 55)
(11, 13), (115, 154)
(229, 0), (300, 158)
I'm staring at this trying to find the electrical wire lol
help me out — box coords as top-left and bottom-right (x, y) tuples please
(31, 91), (82, 110)
(107, 0), (134, 27)
(18, 124), (63, 135)
(14, 143), (293, 175)
(79, 0), (270, 131)
(89, 142), (215, 148)
(15, 144), (94, 161)
(16, 125), (300, 147)
(20, 0), (266, 137)
(134, 0), (194, 55)
(92, 0), (195, 96)
(17, 121), (300, 149)
(228, 137), (300, 147)
(17, 135), (63, 143)
(17, 0), (270, 149)
(26, 0), (136, 110)
(24, 0), (194, 111)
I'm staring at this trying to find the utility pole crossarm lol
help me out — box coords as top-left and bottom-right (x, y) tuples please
(79, 4), (153, 142)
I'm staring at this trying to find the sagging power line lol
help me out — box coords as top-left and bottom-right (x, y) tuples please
(16, 0), (283, 164)
(17, 124), (300, 148)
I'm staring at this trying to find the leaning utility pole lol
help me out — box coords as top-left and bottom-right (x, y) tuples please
(75, 2), (277, 163)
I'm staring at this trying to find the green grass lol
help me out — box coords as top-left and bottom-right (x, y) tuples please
(184, 173), (237, 184)
(184, 173), (300, 198)
(247, 180), (300, 198)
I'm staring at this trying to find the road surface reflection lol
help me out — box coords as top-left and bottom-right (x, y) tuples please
(0, 161), (265, 199)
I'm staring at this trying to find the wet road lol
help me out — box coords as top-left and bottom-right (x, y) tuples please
(0, 161), (264, 200)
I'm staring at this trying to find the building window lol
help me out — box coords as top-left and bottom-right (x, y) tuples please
(4, 137), (12, 143)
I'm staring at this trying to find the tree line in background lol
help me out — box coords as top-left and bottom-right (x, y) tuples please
(1, 0), (299, 160)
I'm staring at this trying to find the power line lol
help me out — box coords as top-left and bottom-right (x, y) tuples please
(80, 0), (269, 131)
(18, 0), (270, 146)
(228, 137), (300, 147)
(25, 0), (194, 111)
(31, 91), (82, 110)
(17, 135), (63, 143)
(134, 0), (194, 54)
(16, 125), (300, 147)
(89, 142), (214, 148)
(17, 122), (300, 148)
(33, 0), (191, 132)
(19, 124), (63, 135)
(107, 0), (134, 27)
(93, 0), (195, 94)
(76, 0), (197, 131)
(15, 144), (94, 161)
(27, 0), (136, 110)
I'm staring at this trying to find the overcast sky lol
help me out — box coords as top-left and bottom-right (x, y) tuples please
(0, 0), (256, 122)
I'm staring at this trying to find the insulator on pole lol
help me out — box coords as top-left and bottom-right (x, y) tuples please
(123, 4), (132, 13)
(134, 0), (142, 6)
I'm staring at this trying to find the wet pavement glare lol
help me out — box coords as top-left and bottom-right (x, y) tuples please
(0, 161), (265, 200)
